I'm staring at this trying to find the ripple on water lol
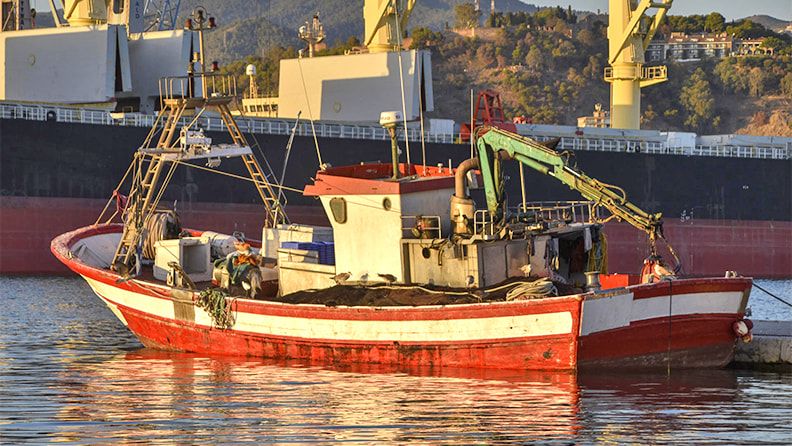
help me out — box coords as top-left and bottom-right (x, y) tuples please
(1, 276), (791, 444)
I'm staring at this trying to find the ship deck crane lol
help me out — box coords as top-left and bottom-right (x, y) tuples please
(363, 0), (416, 52)
(472, 127), (678, 265)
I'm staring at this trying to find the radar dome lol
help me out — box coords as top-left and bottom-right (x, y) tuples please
(245, 64), (257, 76)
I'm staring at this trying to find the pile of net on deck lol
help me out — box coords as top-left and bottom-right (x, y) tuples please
(278, 277), (570, 307)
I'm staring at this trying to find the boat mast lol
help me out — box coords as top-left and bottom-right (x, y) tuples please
(110, 8), (287, 271)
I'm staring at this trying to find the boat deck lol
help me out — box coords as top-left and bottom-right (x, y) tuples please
(129, 263), (581, 307)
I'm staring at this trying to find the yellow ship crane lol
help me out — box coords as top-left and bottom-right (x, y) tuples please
(363, 0), (416, 52)
(606, 0), (672, 129)
(473, 127), (678, 264)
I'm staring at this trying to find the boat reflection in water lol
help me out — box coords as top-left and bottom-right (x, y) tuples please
(50, 349), (757, 444)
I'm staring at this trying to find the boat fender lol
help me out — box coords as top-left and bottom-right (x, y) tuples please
(732, 319), (754, 343)
(641, 256), (675, 284)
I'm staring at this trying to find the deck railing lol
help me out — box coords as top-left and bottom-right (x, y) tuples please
(1, 102), (789, 160)
(515, 201), (602, 225)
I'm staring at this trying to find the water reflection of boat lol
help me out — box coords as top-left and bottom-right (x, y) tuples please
(53, 349), (582, 443)
(52, 348), (752, 443)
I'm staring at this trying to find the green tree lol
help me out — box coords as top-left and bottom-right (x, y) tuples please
(680, 67), (715, 130)
(409, 27), (443, 49)
(781, 72), (792, 99)
(761, 36), (786, 51)
(748, 67), (767, 97)
(577, 28), (597, 47)
(714, 59), (747, 94)
(511, 43), (523, 62)
(704, 12), (725, 33)
(525, 45), (543, 71)
(455, 3), (481, 29)
(582, 55), (601, 80)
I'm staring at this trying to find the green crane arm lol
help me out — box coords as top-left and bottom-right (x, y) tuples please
(475, 127), (665, 247)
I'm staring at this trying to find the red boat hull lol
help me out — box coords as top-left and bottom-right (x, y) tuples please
(51, 224), (752, 371)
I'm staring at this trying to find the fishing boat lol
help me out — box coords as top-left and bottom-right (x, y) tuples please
(50, 67), (755, 370)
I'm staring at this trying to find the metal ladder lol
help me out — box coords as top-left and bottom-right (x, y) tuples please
(217, 102), (287, 228)
(111, 101), (188, 269)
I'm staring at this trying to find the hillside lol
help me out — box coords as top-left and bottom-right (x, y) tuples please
(742, 15), (790, 33)
(421, 14), (792, 135)
(181, 0), (537, 63)
(208, 4), (791, 136)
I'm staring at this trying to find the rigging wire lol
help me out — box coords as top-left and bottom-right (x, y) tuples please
(417, 56), (427, 172)
(393, 2), (411, 165)
(277, 112), (302, 206)
(167, 157), (305, 194)
(240, 118), (291, 221)
(296, 57), (324, 168)
(94, 160), (136, 225)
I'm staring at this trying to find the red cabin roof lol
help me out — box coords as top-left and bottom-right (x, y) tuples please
(303, 163), (455, 196)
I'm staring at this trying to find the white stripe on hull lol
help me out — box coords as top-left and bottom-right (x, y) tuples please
(84, 276), (575, 342)
(581, 290), (744, 336)
(631, 291), (744, 322)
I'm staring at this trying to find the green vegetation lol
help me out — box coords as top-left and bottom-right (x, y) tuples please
(211, 3), (790, 135)
(218, 47), (298, 97)
(454, 3), (481, 29)
(680, 68), (715, 131)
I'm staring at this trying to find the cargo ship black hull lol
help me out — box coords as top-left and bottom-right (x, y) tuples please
(2, 117), (790, 277)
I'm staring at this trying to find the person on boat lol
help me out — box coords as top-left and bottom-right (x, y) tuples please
(215, 239), (261, 287)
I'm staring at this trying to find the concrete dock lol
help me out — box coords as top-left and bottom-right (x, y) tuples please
(733, 320), (792, 371)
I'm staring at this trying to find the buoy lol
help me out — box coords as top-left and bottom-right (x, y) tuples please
(733, 319), (754, 343)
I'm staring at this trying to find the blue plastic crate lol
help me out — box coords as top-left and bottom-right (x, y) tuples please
(297, 242), (322, 251)
(317, 242), (336, 264)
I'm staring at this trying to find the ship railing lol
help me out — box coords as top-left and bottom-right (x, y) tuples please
(401, 215), (443, 239)
(0, 102), (788, 159)
(473, 210), (499, 239)
(158, 74), (238, 104)
(520, 130), (790, 159)
(515, 201), (601, 225)
(200, 115), (457, 144)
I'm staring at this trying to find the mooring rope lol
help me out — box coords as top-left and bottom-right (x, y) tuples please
(753, 283), (792, 308)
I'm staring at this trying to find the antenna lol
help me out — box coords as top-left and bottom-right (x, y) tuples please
(298, 12), (325, 58)
(246, 64), (258, 99)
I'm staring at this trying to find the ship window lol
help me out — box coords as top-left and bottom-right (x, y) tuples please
(382, 197), (391, 210)
(113, 0), (124, 14)
(329, 198), (347, 224)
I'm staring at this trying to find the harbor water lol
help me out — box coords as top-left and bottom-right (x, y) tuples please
(1, 276), (791, 444)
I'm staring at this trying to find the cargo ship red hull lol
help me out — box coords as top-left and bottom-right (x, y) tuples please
(8, 196), (791, 277)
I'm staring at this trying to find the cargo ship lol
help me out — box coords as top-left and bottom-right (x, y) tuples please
(3, 0), (791, 277)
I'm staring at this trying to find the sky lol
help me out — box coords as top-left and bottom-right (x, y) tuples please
(28, 0), (792, 22)
(523, 0), (791, 21)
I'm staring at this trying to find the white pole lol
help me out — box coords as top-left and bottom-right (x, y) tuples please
(470, 89), (475, 158)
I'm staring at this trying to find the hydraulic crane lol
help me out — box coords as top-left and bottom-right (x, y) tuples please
(464, 127), (678, 265)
